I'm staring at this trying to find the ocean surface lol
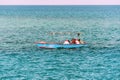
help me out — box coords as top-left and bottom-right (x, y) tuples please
(0, 5), (120, 80)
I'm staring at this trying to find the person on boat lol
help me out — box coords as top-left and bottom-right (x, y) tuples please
(35, 41), (47, 44)
(75, 39), (80, 44)
(39, 41), (46, 44)
(63, 40), (70, 44)
(76, 33), (86, 44)
(71, 38), (85, 44)
(71, 38), (76, 44)
(79, 39), (86, 44)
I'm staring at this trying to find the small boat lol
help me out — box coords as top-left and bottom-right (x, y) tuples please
(36, 32), (86, 49)
(36, 43), (87, 49)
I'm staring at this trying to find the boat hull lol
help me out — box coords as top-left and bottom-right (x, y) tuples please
(36, 43), (86, 49)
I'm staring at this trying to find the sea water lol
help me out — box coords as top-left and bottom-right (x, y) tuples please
(0, 5), (120, 80)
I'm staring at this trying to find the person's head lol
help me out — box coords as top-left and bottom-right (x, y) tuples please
(77, 33), (80, 36)
(78, 39), (80, 41)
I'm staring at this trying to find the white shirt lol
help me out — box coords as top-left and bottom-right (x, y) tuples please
(75, 40), (80, 44)
(63, 41), (70, 44)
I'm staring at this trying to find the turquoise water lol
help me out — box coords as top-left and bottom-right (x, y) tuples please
(0, 5), (120, 80)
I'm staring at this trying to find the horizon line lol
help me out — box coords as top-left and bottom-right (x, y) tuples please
(0, 4), (120, 6)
